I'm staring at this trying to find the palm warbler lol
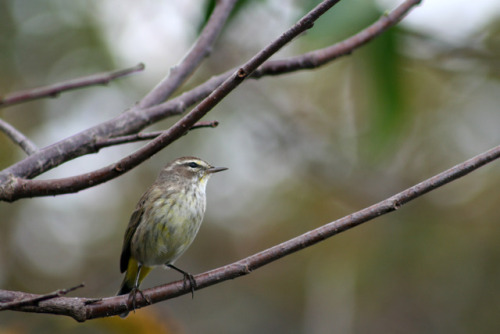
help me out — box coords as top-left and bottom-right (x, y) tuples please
(117, 156), (227, 316)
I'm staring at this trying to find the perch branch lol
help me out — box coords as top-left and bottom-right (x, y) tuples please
(2, 143), (498, 320)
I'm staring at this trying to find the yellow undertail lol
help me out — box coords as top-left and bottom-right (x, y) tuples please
(117, 257), (152, 296)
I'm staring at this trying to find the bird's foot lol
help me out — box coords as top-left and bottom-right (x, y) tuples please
(167, 264), (197, 298)
(128, 287), (152, 312)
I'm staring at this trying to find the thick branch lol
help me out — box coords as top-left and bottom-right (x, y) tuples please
(0, 0), (342, 201)
(0, 64), (145, 108)
(2, 143), (498, 320)
(0, 119), (38, 155)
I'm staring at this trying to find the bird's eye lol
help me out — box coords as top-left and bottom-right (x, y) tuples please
(187, 162), (199, 168)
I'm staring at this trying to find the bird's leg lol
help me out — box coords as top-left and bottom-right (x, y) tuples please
(128, 264), (152, 312)
(167, 264), (196, 298)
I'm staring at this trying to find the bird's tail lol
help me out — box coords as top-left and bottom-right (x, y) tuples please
(117, 276), (134, 296)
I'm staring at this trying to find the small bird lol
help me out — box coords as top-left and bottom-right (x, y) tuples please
(117, 156), (227, 317)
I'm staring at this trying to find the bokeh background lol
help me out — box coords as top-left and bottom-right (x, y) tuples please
(1, 0), (500, 333)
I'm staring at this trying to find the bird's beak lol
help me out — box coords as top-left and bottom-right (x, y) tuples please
(207, 166), (228, 174)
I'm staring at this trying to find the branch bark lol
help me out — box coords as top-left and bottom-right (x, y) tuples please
(2, 143), (498, 321)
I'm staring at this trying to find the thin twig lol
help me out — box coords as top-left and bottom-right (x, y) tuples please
(0, 64), (145, 108)
(0, 283), (84, 311)
(94, 121), (219, 149)
(0, 119), (38, 155)
(138, 0), (237, 108)
(1, 143), (498, 320)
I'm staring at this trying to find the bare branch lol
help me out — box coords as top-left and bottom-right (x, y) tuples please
(2, 143), (499, 320)
(0, 0), (343, 201)
(0, 0), (420, 191)
(0, 119), (38, 155)
(0, 64), (145, 108)
(138, 0), (238, 108)
(94, 121), (219, 149)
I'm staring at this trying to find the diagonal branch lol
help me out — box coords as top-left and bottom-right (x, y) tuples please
(0, 0), (343, 202)
(138, 0), (238, 108)
(0, 119), (38, 155)
(0, 0), (420, 191)
(0, 64), (145, 108)
(2, 143), (498, 321)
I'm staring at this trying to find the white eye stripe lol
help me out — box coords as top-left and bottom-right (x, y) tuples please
(183, 160), (210, 169)
(165, 157), (211, 171)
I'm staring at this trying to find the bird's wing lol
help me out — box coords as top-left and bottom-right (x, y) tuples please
(119, 196), (146, 273)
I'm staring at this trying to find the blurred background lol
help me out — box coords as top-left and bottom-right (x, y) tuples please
(1, 0), (500, 333)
